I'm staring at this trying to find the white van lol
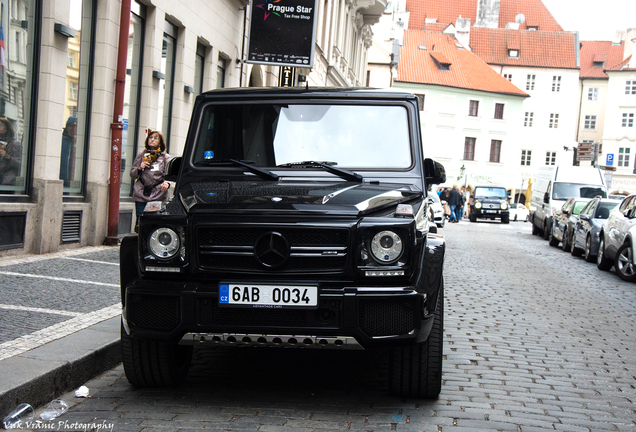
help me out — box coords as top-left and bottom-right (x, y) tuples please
(529, 165), (607, 239)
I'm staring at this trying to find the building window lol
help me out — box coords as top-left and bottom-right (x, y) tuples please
(584, 115), (597, 130)
(468, 100), (479, 117)
(545, 151), (556, 165)
(69, 82), (78, 101)
(549, 113), (559, 128)
(194, 43), (206, 96)
(59, 0), (96, 196)
(626, 81), (636, 95)
(415, 94), (425, 111)
(217, 56), (226, 89)
(0, 0), (37, 196)
(156, 24), (177, 151)
(463, 137), (476, 160)
(526, 74), (535, 90)
(622, 113), (634, 127)
(490, 140), (501, 163)
(508, 49), (518, 58)
(503, 73), (512, 81)
(121, 4), (146, 198)
(524, 112), (533, 127)
(588, 87), (598, 101)
(552, 76), (561, 92)
(521, 150), (532, 166)
(618, 148), (630, 167)
(494, 103), (504, 119)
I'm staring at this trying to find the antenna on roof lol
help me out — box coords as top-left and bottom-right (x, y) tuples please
(515, 13), (525, 24)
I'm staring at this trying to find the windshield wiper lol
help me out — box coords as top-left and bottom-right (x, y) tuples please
(277, 161), (363, 182)
(195, 159), (279, 181)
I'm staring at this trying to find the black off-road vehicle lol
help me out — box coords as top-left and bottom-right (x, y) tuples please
(469, 185), (510, 223)
(119, 87), (447, 398)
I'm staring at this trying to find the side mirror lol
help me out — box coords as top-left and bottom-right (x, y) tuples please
(579, 214), (590, 221)
(424, 158), (446, 185)
(543, 192), (549, 204)
(164, 156), (182, 182)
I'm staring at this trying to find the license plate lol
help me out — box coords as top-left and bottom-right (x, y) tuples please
(485, 210), (498, 213)
(219, 283), (318, 308)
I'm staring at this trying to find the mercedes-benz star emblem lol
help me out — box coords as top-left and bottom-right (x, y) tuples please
(254, 232), (290, 268)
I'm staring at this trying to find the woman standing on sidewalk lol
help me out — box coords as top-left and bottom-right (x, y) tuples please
(129, 129), (171, 231)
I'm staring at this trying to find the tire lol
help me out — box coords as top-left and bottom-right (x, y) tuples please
(597, 237), (613, 271)
(542, 220), (551, 241)
(548, 227), (560, 247)
(532, 217), (539, 235)
(615, 242), (636, 282)
(571, 233), (583, 257)
(501, 215), (509, 224)
(513, 214), (518, 221)
(584, 235), (595, 263)
(437, 217), (445, 228)
(562, 230), (571, 252)
(389, 282), (443, 399)
(469, 213), (476, 223)
(121, 322), (193, 387)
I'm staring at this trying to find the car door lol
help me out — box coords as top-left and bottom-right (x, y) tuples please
(574, 200), (595, 248)
(554, 199), (572, 240)
(607, 196), (635, 256)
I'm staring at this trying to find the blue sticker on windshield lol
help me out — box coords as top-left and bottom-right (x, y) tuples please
(204, 150), (214, 159)
(219, 284), (229, 304)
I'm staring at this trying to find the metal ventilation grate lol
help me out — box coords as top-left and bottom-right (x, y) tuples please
(61, 211), (82, 243)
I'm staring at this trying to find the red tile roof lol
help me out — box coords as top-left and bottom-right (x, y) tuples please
(605, 55), (636, 71)
(469, 27), (578, 68)
(407, 0), (563, 32)
(579, 41), (626, 77)
(396, 30), (529, 97)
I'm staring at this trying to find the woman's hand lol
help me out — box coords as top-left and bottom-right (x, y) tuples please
(0, 149), (6, 159)
(139, 161), (149, 170)
(160, 181), (170, 191)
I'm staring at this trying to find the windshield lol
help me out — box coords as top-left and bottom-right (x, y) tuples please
(474, 187), (507, 199)
(572, 201), (588, 215)
(552, 183), (607, 200)
(192, 103), (412, 169)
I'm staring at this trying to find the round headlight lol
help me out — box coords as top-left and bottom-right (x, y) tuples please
(501, 202), (508, 210)
(370, 231), (403, 264)
(475, 202), (482, 209)
(148, 228), (180, 259)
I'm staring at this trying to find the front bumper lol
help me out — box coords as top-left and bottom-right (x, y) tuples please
(473, 209), (509, 219)
(122, 279), (435, 350)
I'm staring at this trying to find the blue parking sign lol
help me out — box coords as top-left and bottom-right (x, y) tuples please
(606, 154), (614, 166)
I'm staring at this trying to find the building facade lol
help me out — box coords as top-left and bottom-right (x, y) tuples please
(0, 0), (385, 257)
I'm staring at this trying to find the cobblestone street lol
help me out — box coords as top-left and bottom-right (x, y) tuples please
(15, 220), (636, 431)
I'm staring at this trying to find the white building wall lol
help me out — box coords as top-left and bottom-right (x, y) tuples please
(392, 81), (527, 191)
(602, 70), (636, 194)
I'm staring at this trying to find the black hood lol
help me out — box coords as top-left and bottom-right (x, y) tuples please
(177, 180), (422, 216)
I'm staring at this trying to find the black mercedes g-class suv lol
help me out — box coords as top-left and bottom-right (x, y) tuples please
(469, 185), (510, 223)
(120, 87), (446, 398)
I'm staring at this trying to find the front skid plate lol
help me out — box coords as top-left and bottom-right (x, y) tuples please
(179, 332), (364, 350)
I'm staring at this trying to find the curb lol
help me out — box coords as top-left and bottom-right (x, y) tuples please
(0, 316), (121, 417)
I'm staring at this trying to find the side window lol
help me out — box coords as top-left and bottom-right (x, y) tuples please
(620, 196), (633, 212)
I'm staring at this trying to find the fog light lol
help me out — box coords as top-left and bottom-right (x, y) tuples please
(365, 270), (405, 277)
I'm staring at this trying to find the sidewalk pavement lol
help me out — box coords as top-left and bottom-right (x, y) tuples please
(0, 291), (121, 419)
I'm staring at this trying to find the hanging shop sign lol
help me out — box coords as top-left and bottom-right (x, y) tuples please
(247, 0), (318, 68)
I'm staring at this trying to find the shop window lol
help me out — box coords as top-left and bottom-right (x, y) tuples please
(0, 0), (37, 196)
(156, 21), (177, 151)
(120, 3), (145, 198)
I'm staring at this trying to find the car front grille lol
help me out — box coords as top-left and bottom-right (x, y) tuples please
(197, 226), (349, 274)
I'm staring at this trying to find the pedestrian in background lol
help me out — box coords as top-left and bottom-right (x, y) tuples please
(59, 116), (77, 188)
(0, 118), (21, 187)
(447, 184), (463, 223)
(130, 129), (171, 232)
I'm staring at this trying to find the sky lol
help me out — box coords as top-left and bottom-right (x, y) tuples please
(541, 0), (636, 41)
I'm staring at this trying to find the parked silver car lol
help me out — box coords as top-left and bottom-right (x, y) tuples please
(597, 194), (636, 281)
(429, 192), (445, 228)
(571, 198), (621, 262)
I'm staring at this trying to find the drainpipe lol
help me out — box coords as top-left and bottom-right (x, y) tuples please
(105, 0), (132, 245)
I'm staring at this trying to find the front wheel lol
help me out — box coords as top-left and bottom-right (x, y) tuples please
(571, 233), (583, 257)
(548, 228), (560, 247)
(501, 215), (509, 224)
(121, 322), (193, 387)
(615, 243), (636, 282)
(562, 230), (571, 252)
(584, 236), (595, 263)
(469, 213), (477, 223)
(389, 283), (443, 399)
(597, 237), (613, 271)
(543, 220), (551, 241)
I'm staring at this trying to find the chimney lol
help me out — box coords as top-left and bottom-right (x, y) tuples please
(475, 0), (500, 29)
(456, 17), (471, 50)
